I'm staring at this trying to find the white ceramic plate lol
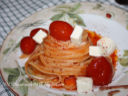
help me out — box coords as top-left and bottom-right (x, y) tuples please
(0, 2), (128, 96)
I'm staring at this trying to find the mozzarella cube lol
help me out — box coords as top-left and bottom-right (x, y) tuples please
(70, 25), (84, 45)
(77, 77), (93, 93)
(32, 30), (47, 44)
(97, 37), (116, 56)
(89, 46), (105, 57)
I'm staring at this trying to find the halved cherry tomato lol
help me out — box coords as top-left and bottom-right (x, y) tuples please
(20, 36), (36, 54)
(87, 31), (101, 45)
(49, 21), (73, 41)
(51, 77), (63, 88)
(86, 57), (113, 86)
(64, 76), (76, 90)
(30, 28), (48, 37)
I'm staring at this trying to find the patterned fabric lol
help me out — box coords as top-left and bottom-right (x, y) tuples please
(0, 75), (14, 96)
(0, 0), (128, 45)
(0, 0), (128, 95)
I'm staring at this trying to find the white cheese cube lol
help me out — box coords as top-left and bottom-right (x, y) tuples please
(32, 30), (47, 44)
(97, 37), (116, 56)
(89, 46), (105, 57)
(70, 25), (84, 45)
(77, 77), (93, 93)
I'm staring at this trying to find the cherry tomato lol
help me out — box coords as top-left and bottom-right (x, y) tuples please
(51, 77), (63, 88)
(30, 28), (48, 37)
(64, 76), (76, 90)
(49, 21), (73, 41)
(20, 36), (36, 54)
(86, 57), (113, 86)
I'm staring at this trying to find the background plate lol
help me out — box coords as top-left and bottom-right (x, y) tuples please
(0, 2), (128, 96)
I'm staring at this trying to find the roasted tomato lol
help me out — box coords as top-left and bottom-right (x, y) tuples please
(64, 76), (76, 90)
(20, 36), (36, 54)
(86, 57), (113, 86)
(49, 21), (73, 41)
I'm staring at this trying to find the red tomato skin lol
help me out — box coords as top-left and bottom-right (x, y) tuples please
(30, 28), (48, 37)
(20, 36), (36, 54)
(64, 76), (77, 90)
(106, 13), (112, 19)
(49, 21), (73, 41)
(86, 57), (113, 86)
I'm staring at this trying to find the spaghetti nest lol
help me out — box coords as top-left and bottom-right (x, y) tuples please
(25, 30), (93, 87)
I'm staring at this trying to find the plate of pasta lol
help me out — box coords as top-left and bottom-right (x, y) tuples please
(0, 2), (128, 96)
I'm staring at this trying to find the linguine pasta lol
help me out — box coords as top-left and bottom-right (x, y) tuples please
(25, 30), (93, 89)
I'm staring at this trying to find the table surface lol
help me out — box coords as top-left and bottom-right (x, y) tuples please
(0, 0), (128, 96)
